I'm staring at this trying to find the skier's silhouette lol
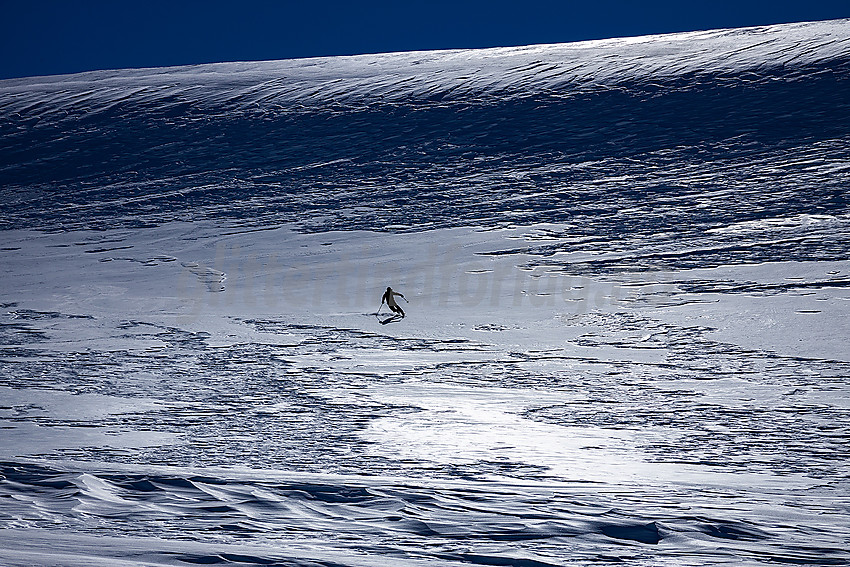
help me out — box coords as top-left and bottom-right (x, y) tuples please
(381, 287), (406, 318)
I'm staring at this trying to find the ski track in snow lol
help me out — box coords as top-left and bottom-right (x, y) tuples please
(2, 18), (850, 567)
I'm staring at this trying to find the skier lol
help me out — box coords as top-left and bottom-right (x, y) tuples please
(381, 286), (407, 318)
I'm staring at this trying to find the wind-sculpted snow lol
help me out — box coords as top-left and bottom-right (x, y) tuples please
(1, 19), (848, 113)
(2, 19), (850, 567)
(1, 20), (850, 275)
(1, 459), (846, 567)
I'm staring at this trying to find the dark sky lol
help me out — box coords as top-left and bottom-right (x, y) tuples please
(1, 1), (849, 80)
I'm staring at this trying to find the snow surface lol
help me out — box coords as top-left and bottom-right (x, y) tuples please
(2, 18), (850, 567)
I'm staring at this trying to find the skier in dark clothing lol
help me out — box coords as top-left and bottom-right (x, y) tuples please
(381, 287), (407, 318)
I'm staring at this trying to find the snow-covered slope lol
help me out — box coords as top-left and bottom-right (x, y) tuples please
(2, 20), (849, 281)
(1, 19), (850, 567)
(3, 19), (849, 110)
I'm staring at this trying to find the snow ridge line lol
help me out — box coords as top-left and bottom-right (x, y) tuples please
(1, 19), (848, 118)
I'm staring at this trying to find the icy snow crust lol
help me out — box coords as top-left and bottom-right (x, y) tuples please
(2, 19), (850, 567)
